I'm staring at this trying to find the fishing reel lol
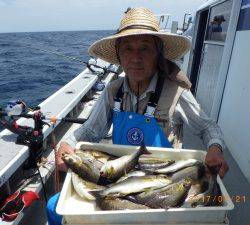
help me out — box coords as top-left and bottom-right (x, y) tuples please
(5, 100), (28, 117)
(87, 58), (118, 77)
(0, 100), (87, 169)
(87, 59), (119, 91)
(0, 100), (47, 169)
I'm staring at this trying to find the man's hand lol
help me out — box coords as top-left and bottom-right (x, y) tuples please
(205, 145), (229, 178)
(56, 141), (75, 172)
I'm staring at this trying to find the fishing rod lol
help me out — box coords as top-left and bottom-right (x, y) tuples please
(18, 42), (119, 75)
(0, 101), (86, 140)
(0, 100), (88, 200)
(0, 100), (86, 149)
(0, 110), (87, 125)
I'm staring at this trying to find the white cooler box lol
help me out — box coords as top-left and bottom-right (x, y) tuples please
(56, 142), (234, 225)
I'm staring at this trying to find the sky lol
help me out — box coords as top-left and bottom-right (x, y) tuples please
(0, 0), (206, 33)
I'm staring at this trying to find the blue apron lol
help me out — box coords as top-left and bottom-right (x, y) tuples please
(112, 111), (172, 147)
(112, 76), (172, 148)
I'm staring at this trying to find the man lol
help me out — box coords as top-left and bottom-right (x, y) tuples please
(207, 15), (226, 40)
(47, 8), (228, 225)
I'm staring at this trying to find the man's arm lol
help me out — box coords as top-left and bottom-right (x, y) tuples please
(173, 89), (228, 177)
(57, 86), (112, 171)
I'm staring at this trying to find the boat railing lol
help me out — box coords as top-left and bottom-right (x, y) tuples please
(156, 13), (171, 31)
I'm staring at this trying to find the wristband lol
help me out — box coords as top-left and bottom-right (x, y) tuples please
(209, 143), (223, 154)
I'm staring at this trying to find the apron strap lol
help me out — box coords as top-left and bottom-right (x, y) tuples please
(114, 82), (124, 112)
(144, 76), (164, 116)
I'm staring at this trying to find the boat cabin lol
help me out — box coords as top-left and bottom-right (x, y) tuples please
(186, 0), (250, 182)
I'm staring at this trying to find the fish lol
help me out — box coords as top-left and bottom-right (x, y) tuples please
(71, 171), (104, 201)
(138, 155), (175, 170)
(149, 159), (202, 174)
(181, 178), (208, 208)
(62, 153), (100, 183)
(135, 179), (192, 209)
(186, 176), (222, 207)
(96, 197), (151, 210)
(76, 149), (116, 164)
(171, 164), (205, 182)
(116, 170), (147, 183)
(100, 143), (150, 181)
(90, 175), (172, 198)
(75, 150), (104, 170)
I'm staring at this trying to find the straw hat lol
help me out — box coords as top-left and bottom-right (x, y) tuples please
(213, 15), (226, 22)
(88, 8), (191, 65)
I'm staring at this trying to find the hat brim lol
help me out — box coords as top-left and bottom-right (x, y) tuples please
(88, 29), (191, 64)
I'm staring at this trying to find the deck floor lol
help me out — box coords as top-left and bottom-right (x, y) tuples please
(18, 125), (250, 225)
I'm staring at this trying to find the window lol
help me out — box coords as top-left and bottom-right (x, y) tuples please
(205, 0), (232, 42)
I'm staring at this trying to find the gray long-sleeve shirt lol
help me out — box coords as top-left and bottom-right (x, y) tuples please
(65, 75), (225, 150)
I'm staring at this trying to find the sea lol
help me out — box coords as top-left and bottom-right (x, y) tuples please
(0, 30), (114, 109)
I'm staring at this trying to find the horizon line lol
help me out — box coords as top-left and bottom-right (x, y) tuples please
(0, 29), (116, 34)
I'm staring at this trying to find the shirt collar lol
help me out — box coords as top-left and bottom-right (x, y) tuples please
(123, 73), (158, 95)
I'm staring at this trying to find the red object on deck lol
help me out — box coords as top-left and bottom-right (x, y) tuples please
(0, 191), (39, 222)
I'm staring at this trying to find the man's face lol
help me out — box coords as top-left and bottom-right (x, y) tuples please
(118, 35), (158, 83)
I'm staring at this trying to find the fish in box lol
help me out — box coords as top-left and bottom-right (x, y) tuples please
(56, 142), (234, 225)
